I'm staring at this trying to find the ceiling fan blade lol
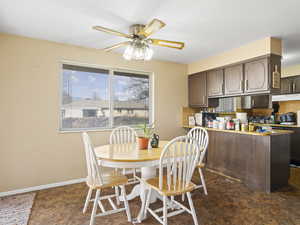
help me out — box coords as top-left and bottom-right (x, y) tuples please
(138, 19), (166, 37)
(150, 39), (185, 50)
(93, 26), (132, 39)
(103, 41), (131, 51)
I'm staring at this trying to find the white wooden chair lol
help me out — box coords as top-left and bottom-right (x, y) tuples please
(81, 132), (131, 225)
(110, 126), (139, 184)
(142, 136), (201, 225)
(187, 127), (209, 195)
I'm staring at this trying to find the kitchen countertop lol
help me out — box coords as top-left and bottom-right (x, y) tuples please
(252, 123), (300, 128)
(183, 125), (294, 136)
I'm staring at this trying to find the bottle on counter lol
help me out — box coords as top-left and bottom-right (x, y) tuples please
(234, 119), (240, 131)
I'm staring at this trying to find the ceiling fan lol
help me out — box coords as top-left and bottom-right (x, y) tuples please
(93, 19), (185, 61)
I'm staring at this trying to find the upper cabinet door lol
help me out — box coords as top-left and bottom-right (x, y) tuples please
(207, 69), (224, 97)
(188, 72), (207, 107)
(224, 64), (244, 96)
(244, 58), (269, 93)
(292, 77), (300, 93)
(281, 78), (292, 94)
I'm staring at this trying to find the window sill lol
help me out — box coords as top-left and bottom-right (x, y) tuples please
(58, 126), (148, 134)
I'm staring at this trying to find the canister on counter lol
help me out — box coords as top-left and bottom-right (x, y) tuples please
(249, 123), (256, 132)
(241, 123), (248, 132)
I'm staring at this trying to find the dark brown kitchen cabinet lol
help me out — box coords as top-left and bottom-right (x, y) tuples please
(188, 72), (207, 107)
(281, 77), (293, 94)
(292, 76), (300, 93)
(224, 64), (244, 95)
(244, 58), (269, 93)
(280, 75), (300, 94)
(207, 69), (224, 97)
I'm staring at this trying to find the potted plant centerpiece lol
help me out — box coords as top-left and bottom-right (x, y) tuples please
(137, 123), (154, 150)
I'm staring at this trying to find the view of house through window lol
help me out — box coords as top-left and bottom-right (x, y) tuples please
(61, 64), (151, 130)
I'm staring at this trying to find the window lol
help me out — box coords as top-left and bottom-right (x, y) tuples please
(60, 63), (152, 131)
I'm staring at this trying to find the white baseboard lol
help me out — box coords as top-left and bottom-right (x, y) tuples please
(0, 178), (86, 197)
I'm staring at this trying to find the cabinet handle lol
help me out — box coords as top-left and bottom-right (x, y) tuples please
(252, 98), (255, 107)
(240, 80), (243, 91)
(245, 80), (248, 90)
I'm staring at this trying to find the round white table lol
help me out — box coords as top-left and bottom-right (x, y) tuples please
(94, 140), (169, 222)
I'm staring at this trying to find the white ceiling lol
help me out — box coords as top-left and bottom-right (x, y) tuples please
(1, 0), (300, 66)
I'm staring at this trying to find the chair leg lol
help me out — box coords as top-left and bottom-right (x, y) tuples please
(90, 189), (100, 225)
(181, 193), (185, 202)
(143, 188), (152, 219)
(115, 186), (120, 205)
(198, 168), (208, 195)
(133, 169), (137, 180)
(187, 192), (199, 225)
(163, 195), (168, 225)
(83, 187), (93, 214)
(120, 185), (131, 222)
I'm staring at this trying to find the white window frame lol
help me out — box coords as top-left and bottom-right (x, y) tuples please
(59, 61), (154, 132)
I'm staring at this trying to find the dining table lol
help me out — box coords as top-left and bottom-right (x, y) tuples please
(94, 140), (169, 222)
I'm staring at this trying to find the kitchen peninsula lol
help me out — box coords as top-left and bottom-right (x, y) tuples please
(184, 125), (292, 193)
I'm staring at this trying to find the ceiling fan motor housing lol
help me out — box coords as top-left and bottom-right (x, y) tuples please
(130, 24), (145, 37)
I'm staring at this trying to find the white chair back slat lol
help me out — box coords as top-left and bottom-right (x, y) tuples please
(110, 126), (137, 145)
(159, 136), (200, 192)
(82, 132), (103, 186)
(187, 127), (209, 165)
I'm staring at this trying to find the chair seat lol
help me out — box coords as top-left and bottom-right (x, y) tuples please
(197, 163), (205, 168)
(87, 171), (128, 189)
(145, 176), (196, 196)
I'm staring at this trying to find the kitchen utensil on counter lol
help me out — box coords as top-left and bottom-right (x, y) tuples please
(236, 112), (248, 124)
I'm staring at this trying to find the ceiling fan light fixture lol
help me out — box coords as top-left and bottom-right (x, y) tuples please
(123, 40), (153, 61)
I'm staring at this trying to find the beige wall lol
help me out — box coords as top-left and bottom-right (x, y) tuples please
(0, 33), (188, 192)
(188, 37), (282, 74)
(282, 64), (300, 77)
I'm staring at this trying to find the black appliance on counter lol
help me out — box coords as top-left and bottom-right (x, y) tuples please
(201, 112), (218, 127)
